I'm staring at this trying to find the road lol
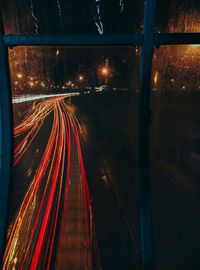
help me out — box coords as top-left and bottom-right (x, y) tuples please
(2, 97), (102, 270)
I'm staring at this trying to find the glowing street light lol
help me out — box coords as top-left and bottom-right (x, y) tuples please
(97, 62), (113, 85)
(152, 71), (161, 91)
(78, 75), (84, 82)
(101, 67), (109, 76)
(154, 71), (158, 85)
(17, 73), (23, 79)
(29, 81), (34, 87)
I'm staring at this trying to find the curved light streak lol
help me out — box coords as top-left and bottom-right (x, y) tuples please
(3, 97), (102, 270)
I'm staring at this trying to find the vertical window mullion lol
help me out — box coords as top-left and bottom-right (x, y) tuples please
(0, 20), (13, 254)
(138, 0), (157, 269)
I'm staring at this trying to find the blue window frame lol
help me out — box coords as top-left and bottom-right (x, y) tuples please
(0, 0), (200, 269)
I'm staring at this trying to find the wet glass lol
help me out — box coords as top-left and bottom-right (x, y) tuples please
(155, 0), (200, 32)
(150, 45), (200, 270)
(0, 0), (144, 35)
(2, 46), (141, 270)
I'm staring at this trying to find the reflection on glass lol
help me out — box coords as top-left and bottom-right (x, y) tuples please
(2, 46), (141, 269)
(156, 0), (200, 32)
(0, 0), (144, 35)
(150, 45), (200, 270)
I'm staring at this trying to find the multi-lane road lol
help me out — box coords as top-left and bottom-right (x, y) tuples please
(3, 97), (102, 270)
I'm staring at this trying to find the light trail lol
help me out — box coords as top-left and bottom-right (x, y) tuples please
(68, 110), (102, 269)
(3, 97), (102, 270)
(12, 92), (80, 104)
(119, 0), (124, 12)
(30, 0), (39, 34)
(93, 0), (104, 35)
(56, 0), (63, 28)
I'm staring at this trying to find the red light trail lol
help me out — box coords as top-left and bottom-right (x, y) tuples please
(3, 97), (102, 270)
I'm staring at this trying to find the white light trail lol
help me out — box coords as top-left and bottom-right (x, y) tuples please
(119, 0), (124, 12)
(12, 93), (80, 104)
(30, 0), (39, 34)
(93, 0), (104, 35)
(56, 0), (63, 28)
(95, 21), (104, 35)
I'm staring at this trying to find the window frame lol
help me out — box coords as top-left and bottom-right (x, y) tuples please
(0, 0), (200, 269)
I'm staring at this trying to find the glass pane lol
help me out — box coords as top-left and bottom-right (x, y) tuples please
(2, 46), (141, 270)
(150, 45), (200, 269)
(1, 0), (144, 35)
(156, 0), (200, 32)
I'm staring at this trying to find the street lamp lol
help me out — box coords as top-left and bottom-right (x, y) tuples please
(99, 65), (111, 84)
(101, 67), (109, 76)
(17, 73), (23, 79)
(78, 75), (84, 82)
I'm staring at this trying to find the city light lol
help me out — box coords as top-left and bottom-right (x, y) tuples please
(41, 82), (45, 88)
(78, 75), (84, 82)
(101, 67), (109, 76)
(190, 44), (200, 48)
(29, 81), (34, 87)
(17, 73), (23, 79)
(97, 60), (113, 85)
(154, 71), (158, 85)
